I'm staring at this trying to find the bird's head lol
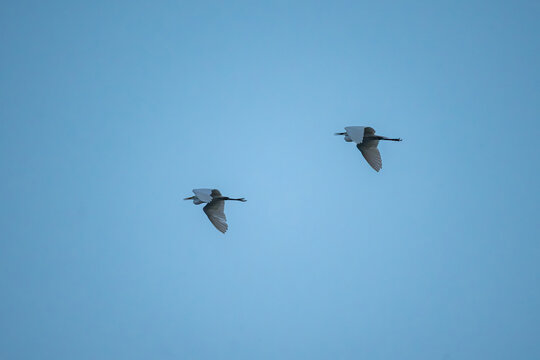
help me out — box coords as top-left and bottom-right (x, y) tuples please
(334, 131), (352, 142)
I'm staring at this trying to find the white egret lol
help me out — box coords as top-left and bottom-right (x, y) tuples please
(184, 189), (246, 233)
(335, 126), (402, 172)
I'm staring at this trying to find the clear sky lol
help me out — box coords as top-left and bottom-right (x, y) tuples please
(1, 1), (539, 359)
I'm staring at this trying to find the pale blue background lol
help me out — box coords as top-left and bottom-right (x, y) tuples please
(1, 1), (539, 359)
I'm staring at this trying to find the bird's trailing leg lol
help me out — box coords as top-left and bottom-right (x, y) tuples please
(220, 197), (247, 202)
(368, 136), (402, 141)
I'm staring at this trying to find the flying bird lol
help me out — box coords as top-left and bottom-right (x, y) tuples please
(335, 126), (402, 172)
(184, 189), (246, 233)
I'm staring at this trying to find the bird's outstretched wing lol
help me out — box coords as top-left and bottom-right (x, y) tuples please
(203, 200), (228, 233)
(357, 143), (382, 172)
(344, 126), (366, 144)
(193, 189), (213, 203)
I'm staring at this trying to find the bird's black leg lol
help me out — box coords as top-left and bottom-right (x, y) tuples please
(220, 197), (247, 202)
(371, 136), (402, 141)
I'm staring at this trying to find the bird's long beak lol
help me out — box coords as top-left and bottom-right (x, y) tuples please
(334, 132), (346, 136)
(183, 196), (194, 200)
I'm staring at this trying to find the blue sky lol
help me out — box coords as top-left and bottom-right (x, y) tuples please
(1, 1), (539, 359)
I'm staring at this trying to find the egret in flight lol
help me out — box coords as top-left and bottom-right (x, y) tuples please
(184, 189), (246, 233)
(335, 126), (402, 172)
